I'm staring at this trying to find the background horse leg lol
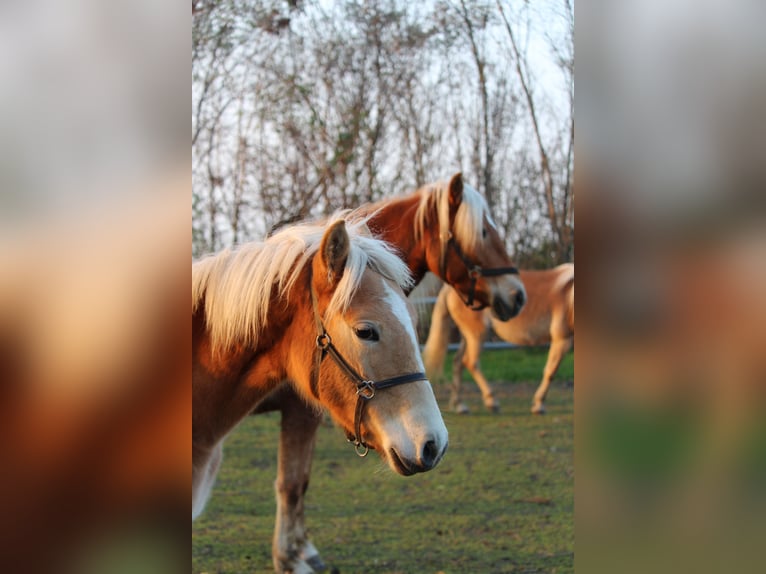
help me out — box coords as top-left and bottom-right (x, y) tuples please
(272, 392), (325, 574)
(532, 336), (573, 414)
(450, 338), (469, 414)
(461, 327), (499, 412)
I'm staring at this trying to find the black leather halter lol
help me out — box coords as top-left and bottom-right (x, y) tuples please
(439, 233), (519, 310)
(308, 279), (427, 457)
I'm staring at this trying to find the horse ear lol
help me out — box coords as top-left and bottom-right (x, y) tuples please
(315, 220), (350, 289)
(447, 172), (463, 218)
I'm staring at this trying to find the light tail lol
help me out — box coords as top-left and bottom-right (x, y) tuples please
(422, 284), (454, 381)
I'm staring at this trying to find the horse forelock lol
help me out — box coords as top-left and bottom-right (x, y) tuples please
(454, 182), (492, 252)
(321, 229), (413, 321)
(192, 214), (413, 356)
(413, 180), (490, 269)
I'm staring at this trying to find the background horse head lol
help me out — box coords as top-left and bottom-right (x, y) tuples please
(364, 173), (526, 321)
(192, 218), (448, 517)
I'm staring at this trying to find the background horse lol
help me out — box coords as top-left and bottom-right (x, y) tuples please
(192, 218), (448, 524)
(250, 173), (526, 573)
(423, 263), (574, 414)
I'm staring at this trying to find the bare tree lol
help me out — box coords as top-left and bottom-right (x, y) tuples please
(192, 0), (573, 265)
(496, 0), (574, 262)
(456, 0), (497, 208)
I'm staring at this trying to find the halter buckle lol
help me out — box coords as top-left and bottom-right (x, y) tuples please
(468, 266), (482, 279)
(357, 381), (376, 400)
(316, 333), (331, 349)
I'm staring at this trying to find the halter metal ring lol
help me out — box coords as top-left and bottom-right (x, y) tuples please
(468, 266), (482, 279)
(354, 442), (370, 457)
(316, 333), (331, 349)
(357, 381), (375, 400)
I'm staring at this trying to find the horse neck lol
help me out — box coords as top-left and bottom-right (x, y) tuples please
(367, 194), (428, 292)
(237, 266), (325, 397)
(192, 278), (315, 449)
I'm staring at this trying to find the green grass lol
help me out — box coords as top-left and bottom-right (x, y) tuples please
(440, 346), (574, 386)
(192, 348), (573, 574)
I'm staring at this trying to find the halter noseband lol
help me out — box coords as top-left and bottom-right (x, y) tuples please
(308, 278), (427, 457)
(439, 232), (519, 310)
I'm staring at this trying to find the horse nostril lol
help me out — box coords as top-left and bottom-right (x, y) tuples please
(421, 439), (439, 469)
(515, 290), (526, 311)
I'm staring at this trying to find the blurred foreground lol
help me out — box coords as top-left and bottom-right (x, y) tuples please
(0, 183), (189, 574)
(0, 1), (187, 572)
(578, 1), (766, 572)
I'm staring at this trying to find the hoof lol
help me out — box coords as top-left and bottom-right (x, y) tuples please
(531, 403), (546, 415)
(305, 555), (327, 572)
(299, 541), (325, 572)
(277, 549), (324, 574)
(454, 403), (470, 415)
(485, 399), (500, 413)
(276, 560), (317, 574)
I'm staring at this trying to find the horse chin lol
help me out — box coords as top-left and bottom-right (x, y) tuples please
(386, 442), (446, 476)
(491, 297), (516, 321)
(387, 448), (417, 476)
(491, 288), (525, 321)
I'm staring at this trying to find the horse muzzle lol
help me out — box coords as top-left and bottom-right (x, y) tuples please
(388, 437), (448, 476)
(491, 288), (526, 321)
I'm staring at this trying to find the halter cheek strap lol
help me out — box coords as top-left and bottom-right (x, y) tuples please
(308, 277), (427, 457)
(439, 233), (519, 310)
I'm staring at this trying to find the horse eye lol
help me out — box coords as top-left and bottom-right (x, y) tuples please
(354, 326), (379, 341)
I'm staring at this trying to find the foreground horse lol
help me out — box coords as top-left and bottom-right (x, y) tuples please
(423, 263), (574, 414)
(252, 174), (526, 573)
(192, 218), (448, 524)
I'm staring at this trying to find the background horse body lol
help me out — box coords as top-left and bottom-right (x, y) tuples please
(423, 263), (574, 414)
(251, 173), (525, 573)
(192, 219), (447, 526)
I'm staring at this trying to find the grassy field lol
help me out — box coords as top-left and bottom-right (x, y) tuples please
(192, 348), (573, 574)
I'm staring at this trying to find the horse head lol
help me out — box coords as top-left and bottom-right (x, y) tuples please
(301, 220), (448, 475)
(425, 173), (526, 321)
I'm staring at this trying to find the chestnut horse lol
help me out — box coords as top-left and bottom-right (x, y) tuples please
(192, 218), (448, 522)
(251, 173), (526, 573)
(423, 263), (574, 414)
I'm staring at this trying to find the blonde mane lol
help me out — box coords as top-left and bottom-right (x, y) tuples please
(192, 214), (413, 355)
(412, 179), (494, 269)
